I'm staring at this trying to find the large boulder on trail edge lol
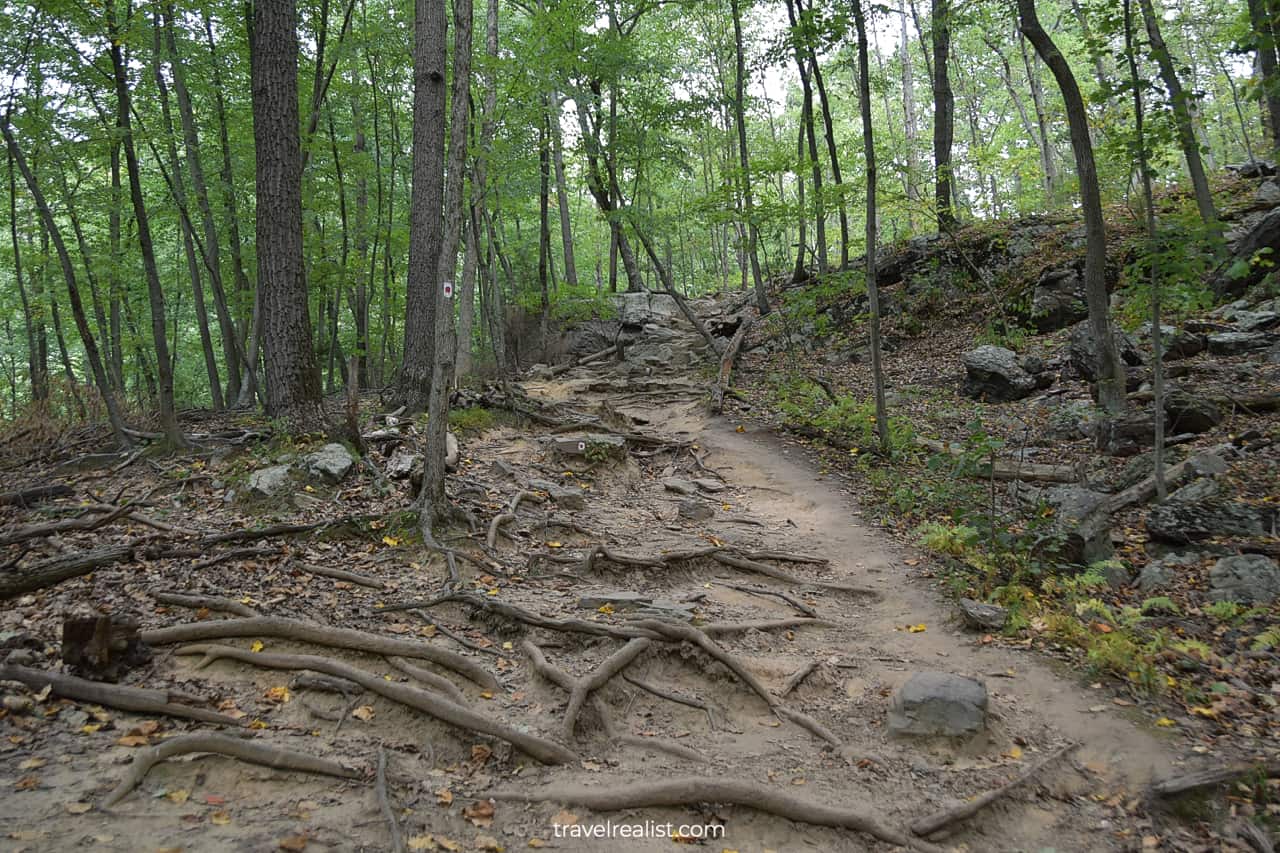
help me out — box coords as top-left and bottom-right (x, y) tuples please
(889, 672), (988, 737)
(1030, 266), (1089, 332)
(615, 291), (677, 327)
(303, 443), (356, 484)
(1207, 331), (1272, 355)
(961, 345), (1049, 402)
(1209, 554), (1280, 604)
(1067, 322), (1143, 383)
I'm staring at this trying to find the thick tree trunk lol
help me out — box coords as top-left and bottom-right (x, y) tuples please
(730, 0), (768, 314)
(932, 0), (956, 226)
(1248, 0), (1280, 151)
(7, 147), (45, 404)
(1017, 0), (1125, 415)
(108, 141), (124, 394)
(109, 7), (183, 445)
(251, 0), (327, 431)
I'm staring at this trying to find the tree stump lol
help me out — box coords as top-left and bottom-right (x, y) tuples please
(61, 614), (151, 682)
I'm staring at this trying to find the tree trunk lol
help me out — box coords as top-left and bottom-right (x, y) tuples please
(852, 0), (890, 455)
(1020, 30), (1058, 201)
(1017, 0), (1125, 415)
(1138, 0), (1220, 238)
(2, 119), (129, 443)
(932, 0), (956, 226)
(900, 0), (920, 230)
(730, 0), (768, 312)
(538, 105), (552, 355)
(108, 5), (183, 445)
(457, 208), (477, 378)
(548, 93), (579, 289)
(250, 0), (327, 431)
(7, 146), (44, 404)
(1248, 0), (1280, 151)
(784, 0), (827, 273)
(796, 0), (848, 266)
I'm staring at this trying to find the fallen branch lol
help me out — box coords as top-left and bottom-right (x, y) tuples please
(0, 483), (73, 506)
(0, 664), (242, 727)
(102, 733), (361, 808)
(177, 644), (575, 765)
(1102, 445), (1233, 515)
(141, 616), (498, 691)
(709, 314), (755, 415)
(910, 743), (1079, 837)
(710, 552), (877, 596)
(153, 591), (259, 618)
(489, 777), (941, 853)
(0, 502), (134, 546)
(1149, 760), (1280, 799)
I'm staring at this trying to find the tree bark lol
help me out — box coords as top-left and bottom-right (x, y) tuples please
(1248, 0), (1280, 151)
(1017, 0), (1125, 415)
(784, 0), (827, 273)
(6, 146), (45, 404)
(730, 0), (769, 313)
(548, 93), (579, 289)
(932, 0), (956, 226)
(251, 0), (327, 431)
(1020, 30), (1058, 201)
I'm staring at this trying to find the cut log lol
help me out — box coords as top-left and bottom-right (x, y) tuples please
(61, 614), (150, 681)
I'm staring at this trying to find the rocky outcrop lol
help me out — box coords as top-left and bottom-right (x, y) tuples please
(1209, 554), (1280, 604)
(1067, 322), (1143, 383)
(615, 291), (678, 327)
(1030, 266), (1088, 331)
(247, 465), (293, 498)
(1147, 499), (1277, 543)
(961, 345), (1051, 402)
(1163, 390), (1223, 434)
(303, 443), (356, 484)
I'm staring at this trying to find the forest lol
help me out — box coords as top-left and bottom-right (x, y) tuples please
(0, 0), (1278, 850)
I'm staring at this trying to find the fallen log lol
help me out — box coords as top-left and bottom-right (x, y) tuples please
(489, 777), (942, 853)
(1101, 444), (1234, 515)
(153, 591), (260, 618)
(0, 544), (135, 600)
(0, 503), (134, 547)
(141, 616), (498, 691)
(0, 483), (73, 507)
(914, 437), (1082, 484)
(103, 733), (361, 808)
(1149, 760), (1280, 799)
(0, 664), (243, 727)
(709, 314), (755, 415)
(177, 644), (575, 765)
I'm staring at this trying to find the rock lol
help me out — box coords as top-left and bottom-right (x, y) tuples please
(1209, 554), (1280, 604)
(1042, 400), (1101, 442)
(386, 447), (423, 480)
(1138, 553), (1201, 593)
(529, 478), (586, 511)
(1162, 390), (1223, 434)
(1167, 477), (1219, 504)
(1163, 329), (1206, 360)
(1067, 322), (1143, 383)
(446, 432), (460, 470)
(1232, 310), (1280, 332)
(552, 433), (627, 458)
(888, 672), (988, 737)
(1100, 561), (1133, 589)
(615, 291), (678, 327)
(662, 478), (697, 496)
(693, 478), (726, 493)
(1257, 178), (1280, 206)
(1187, 451), (1229, 477)
(1147, 499), (1277, 543)
(1043, 485), (1113, 564)
(1097, 411), (1161, 457)
(958, 598), (1007, 631)
(303, 443), (356, 484)
(677, 499), (714, 522)
(1214, 206), (1280, 295)
(1207, 331), (1271, 355)
(1030, 267), (1089, 331)
(247, 464), (293, 497)
(577, 591), (696, 621)
(1227, 159), (1277, 178)
(961, 345), (1047, 402)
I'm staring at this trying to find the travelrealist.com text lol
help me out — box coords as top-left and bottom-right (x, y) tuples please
(551, 820), (726, 840)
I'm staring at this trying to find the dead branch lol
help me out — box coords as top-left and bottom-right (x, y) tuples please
(385, 656), (466, 705)
(153, 591), (259, 618)
(102, 733), (361, 808)
(910, 743), (1079, 837)
(141, 616), (498, 691)
(0, 664), (242, 727)
(1233, 820), (1277, 853)
(177, 644), (575, 765)
(562, 638), (651, 740)
(0, 502), (134, 546)
(1149, 760), (1280, 799)
(189, 546), (280, 570)
(489, 777), (942, 853)
(0, 483), (73, 506)
(1102, 444), (1234, 515)
(709, 314), (755, 415)
(377, 747), (405, 853)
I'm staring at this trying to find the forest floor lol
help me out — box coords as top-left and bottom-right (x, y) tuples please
(3, 294), (1260, 853)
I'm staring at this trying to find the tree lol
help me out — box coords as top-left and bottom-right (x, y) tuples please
(251, 0), (327, 431)
(932, 0), (955, 226)
(730, 0), (769, 314)
(852, 0), (889, 455)
(1016, 0), (1126, 416)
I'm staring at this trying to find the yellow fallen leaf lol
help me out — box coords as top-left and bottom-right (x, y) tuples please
(211, 810), (232, 825)
(907, 623), (927, 633)
(79, 724), (102, 734)
(528, 840), (548, 849)
(480, 691), (494, 700)
(487, 587), (500, 596)
(1155, 717), (1176, 727)
(407, 837), (437, 851)
(115, 735), (150, 747)
(264, 686), (291, 703)
(501, 642), (513, 650)
(251, 640), (265, 653)
(1190, 706), (1217, 719)
(249, 719), (268, 730)
(382, 536), (401, 547)
(546, 541), (562, 549)
(435, 788), (454, 806)
(597, 604), (615, 614)
(350, 705), (375, 721)
(18, 758), (46, 770)
(166, 789), (190, 804)
(65, 802), (92, 814)
(735, 425), (745, 432)
(1006, 746), (1023, 760)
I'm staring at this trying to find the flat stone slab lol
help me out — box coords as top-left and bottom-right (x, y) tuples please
(576, 591), (695, 621)
(889, 672), (988, 737)
(552, 433), (627, 457)
(693, 478), (726, 493)
(958, 598), (1007, 631)
(247, 465), (293, 498)
(529, 478), (587, 510)
(662, 478), (697, 496)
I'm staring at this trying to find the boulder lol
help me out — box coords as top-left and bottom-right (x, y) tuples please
(677, 499), (714, 522)
(615, 291), (678, 327)
(1226, 159), (1276, 178)
(693, 478), (727, 493)
(552, 433), (627, 458)
(961, 345), (1048, 402)
(1147, 499), (1277, 543)
(1137, 552), (1202, 593)
(1163, 390), (1223, 434)
(1232, 310), (1280, 332)
(303, 443), (356, 484)
(1067, 321), (1143, 383)
(1207, 331), (1271, 355)
(1097, 411), (1161, 457)
(1030, 267), (1088, 332)
(385, 447), (423, 480)
(1042, 400), (1101, 442)
(958, 598), (1008, 631)
(1257, 179), (1280, 206)
(1162, 329), (1206, 360)
(247, 464), (293, 498)
(888, 672), (988, 737)
(1209, 554), (1280, 604)
(1213, 206), (1280, 296)
(1100, 561), (1133, 589)
(446, 432), (460, 470)
(576, 591), (696, 621)
(529, 478), (587, 511)
(1043, 485), (1113, 564)
(662, 478), (697, 496)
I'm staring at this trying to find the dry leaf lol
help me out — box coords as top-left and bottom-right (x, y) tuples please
(471, 744), (492, 764)
(527, 840), (548, 849)
(407, 837), (437, 851)
(14, 776), (39, 790)
(435, 788), (454, 806)
(907, 623), (927, 633)
(264, 686), (292, 704)
(133, 721), (161, 736)
(278, 834), (309, 851)
(116, 735), (151, 747)
(17, 758), (45, 770)
(350, 705), (375, 721)
(550, 809), (578, 826)
(210, 810), (232, 826)
(463, 800), (495, 827)
(437, 838), (461, 852)
(64, 802), (93, 814)
(166, 789), (190, 804)
(476, 836), (503, 852)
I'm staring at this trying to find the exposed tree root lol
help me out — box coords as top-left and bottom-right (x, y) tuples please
(709, 313), (755, 415)
(102, 733), (361, 808)
(489, 777), (942, 853)
(153, 591), (259, 617)
(1149, 760), (1280, 799)
(295, 561), (387, 589)
(141, 616), (497, 690)
(561, 638), (650, 740)
(701, 618), (831, 636)
(384, 592), (653, 640)
(385, 656), (466, 705)
(377, 747), (405, 853)
(0, 664), (243, 727)
(780, 661), (819, 696)
(714, 582), (819, 618)
(176, 644), (575, 765)
(486, 490), (544, 548)
(910, 743), (1079, 838)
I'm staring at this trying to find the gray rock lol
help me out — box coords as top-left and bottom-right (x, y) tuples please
(962, 345), (1047, 402)
(1257, 179), (1280, 206)
(1209, 554), (1280, 604)
(677, 499), (714, 522)
(1163, 329), (1207, 360)
(662, 478), (697, 496)
(1043, 400), (1101, 442)
(1137, 553), (1200, 592)
(303, 443), (356, 484)
(247, 464), (293, 498)
(958, 598), (1008, 631)
(577, 591), (696, 621)
(1233, 310), (1280, 332)
(446, 433), (460, 470)
(1187, 451), (1229, 477)
(578, 591), (653, 610)
(1044, 485), (1113, 564)
(1100, 562), (1133, 589)
(1228, 159), (1277, 178)
(888, 672), (988, 737)
(552, 433), (627, 458)
(1207, 331), (1271, 355)
(1147, 500), (1277, 543)
(1167, 477), (1220, 503)
(1163, 390), (1223, 434)
(693, 478), (726, 493)
(615, 291), (678, 327)
(529, 478), (587, 510)
(1067, 322), (1143, 383)
(1097, 411), (1161, 457)
(386, 447), (423, 480)
(1031, 267), (1089, 332)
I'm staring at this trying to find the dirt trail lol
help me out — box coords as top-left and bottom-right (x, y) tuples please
(1, 301), (1182, 852)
